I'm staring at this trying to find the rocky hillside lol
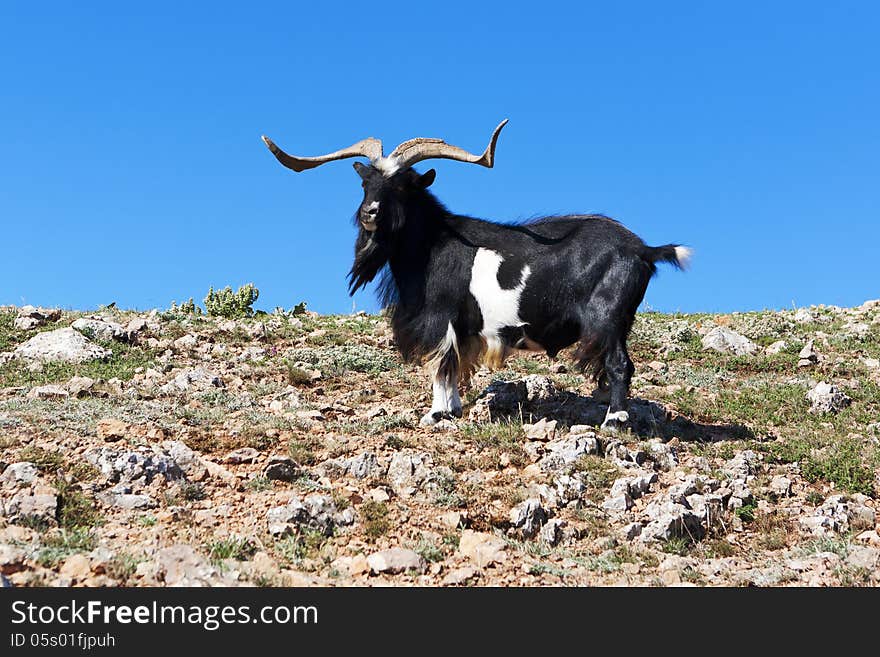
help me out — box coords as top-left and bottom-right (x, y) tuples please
(1, 300), (879, 587)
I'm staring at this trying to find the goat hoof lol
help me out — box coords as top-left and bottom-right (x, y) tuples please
(601, 410), (630, 433)
(421, 409), (461, 426)
(420, 411), (443, 427)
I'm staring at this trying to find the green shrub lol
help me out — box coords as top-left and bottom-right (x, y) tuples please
(167, 298), (202, 316)
(204, 284), (259, 318)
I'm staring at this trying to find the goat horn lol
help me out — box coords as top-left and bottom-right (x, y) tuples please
(386, 119), (508, 171)
(260, 135), (384, 172)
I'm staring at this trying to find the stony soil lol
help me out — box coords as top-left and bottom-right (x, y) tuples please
(1, 301), (879, 587)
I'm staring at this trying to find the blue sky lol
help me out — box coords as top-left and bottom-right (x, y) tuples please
(2, 2), (877, 315)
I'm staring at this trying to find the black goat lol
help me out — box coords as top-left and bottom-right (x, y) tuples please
(262, 121), (690, 430)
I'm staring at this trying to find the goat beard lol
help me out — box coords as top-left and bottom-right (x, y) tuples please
(347, 227), (391, 296)
(347, 203), (407, 298)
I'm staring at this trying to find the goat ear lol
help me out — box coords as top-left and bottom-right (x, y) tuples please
(417, 168), (436, 188)
(353, 161), (370, 180)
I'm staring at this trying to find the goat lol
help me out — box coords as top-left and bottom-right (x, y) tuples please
(262, 121), (690, 430)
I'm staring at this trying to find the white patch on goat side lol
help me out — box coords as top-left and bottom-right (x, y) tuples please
(366, 201), (380, 212)
(469, 248), (531, 360)
(373, 156), (400, 177)
(674, 246), (693, 269)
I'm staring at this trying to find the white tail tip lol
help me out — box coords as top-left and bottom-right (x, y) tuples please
(674, 246), (693, 269)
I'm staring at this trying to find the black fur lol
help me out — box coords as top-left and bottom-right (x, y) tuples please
(347, 162), (687, 425)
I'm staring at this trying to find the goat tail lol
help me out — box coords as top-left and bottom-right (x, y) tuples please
(640, 244), (693, 270)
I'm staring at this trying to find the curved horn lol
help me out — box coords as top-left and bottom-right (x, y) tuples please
(386, 119), (508, 171)
(261, 135), (384, 172)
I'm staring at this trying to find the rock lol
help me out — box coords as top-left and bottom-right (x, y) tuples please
(765, 340), (787, 355)
(845, 546), (879, 571)
(59, 554), (92, 580)
(794, 308), (815, 324)
(366, 488), (391, 503)
(225, 447), (260, 464)
(367, 548), (426, 575)
(806, 382), (851, 414)
(621, 522), (643, 541)
(66, 376), (97, 397)
(769, 475), (792, 498)
(13, 317), (40, 330)
(97, 418), (128, 442)
(602, 492), (633, 513)
(349, 554), (370, 577)
(173, 334), (199, 350)
(26, 384), (69, 400)
(110, 493), (157, 510)
(13, 328), (111, 363)
(610, 471), (657, 501)
(162, 441), (203, 474)
(458, 530), (507, 567)
(263, 455), (301, 482)
(855, 530), (880, 547)
(523, 418), (558, 441)
(266, 494), (342, 537)
(160, 367), (223, 394)
(508, 499), (547, 538)
(800, 494), (875, 536)
(442, 566), (478, 586)
(0, 545), (27, 574)
(539, 519), (567, 546)
(553, 474), (586, 505)
(248, 551), (280, 581)
(6, 489), (58, 526)
(468, 375), (558, 422)
(84, 447), (186, 485)
(13, 306), (61, 330)
(0, 462), (40, 488)
(431, 418), (459, 432)
(72, 317), (126, 341)
(799, 515), (839, 537)
(844, 322), (870, 339)
(722, 451), (758, 480)
(701, 326), (758, 356)
(125, 317), (151, 340)
(344, 451), (381, 479)
(798, 340), (820, 368)
(640, 499), (705, 542)
(152, 544), (230, 586)
(238, 346), (267, 362)
(539, 433), (599, 471)
(387, 451), (435, 496)
(648, 440), (678, 471)
(202, 460), (237, 486)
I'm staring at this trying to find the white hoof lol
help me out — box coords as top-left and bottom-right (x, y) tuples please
(420, 411), (441, 427)
(601, 410), (630, 432)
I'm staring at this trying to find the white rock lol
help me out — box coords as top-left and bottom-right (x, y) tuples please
(701, 326), (758, 356)
(0, 462), (40, 488)
(806, 381), (851, 414)
(13, 328), (111, 363)
(441, 566), (478, 586)
(367, 548), (426, 575)
(458, 530), (507, 567)
(72, 317), (126, 341)
(539, 434), (599, 471)
(508, 499), (547, 538)
(765, 340), (787, 355)
(26, 384), (69, 400)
